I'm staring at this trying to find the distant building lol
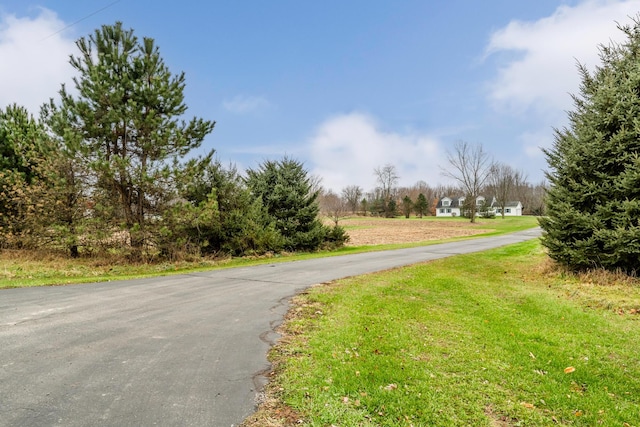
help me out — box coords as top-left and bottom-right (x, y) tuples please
(435, 196), (523, 217)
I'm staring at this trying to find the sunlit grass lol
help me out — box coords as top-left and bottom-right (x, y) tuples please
(251, 240), (640, 426)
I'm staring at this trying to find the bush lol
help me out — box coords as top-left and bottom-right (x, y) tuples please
(322, 225), (350, 249)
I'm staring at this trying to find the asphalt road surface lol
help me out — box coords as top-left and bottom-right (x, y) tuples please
(0, 228), (541, 427)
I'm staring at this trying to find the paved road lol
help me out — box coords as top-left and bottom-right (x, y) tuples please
(0, 228), (540, 427)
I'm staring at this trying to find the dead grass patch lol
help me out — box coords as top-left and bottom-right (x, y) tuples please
(484, 405), (519, 427)
(339, 217), (493, 246)
(241, 389), (303, 427)
(524, 256), (640, 315)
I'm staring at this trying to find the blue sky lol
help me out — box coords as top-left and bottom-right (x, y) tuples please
(2, 0), (640, 191)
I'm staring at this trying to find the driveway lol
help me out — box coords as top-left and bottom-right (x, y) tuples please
(0, 228), (540, 426)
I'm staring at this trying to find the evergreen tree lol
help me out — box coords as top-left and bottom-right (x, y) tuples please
(175, 156), (283, 256)
(386, 199), (398, 218)
(414, 193), (428, 218)
(44, 22), (215, 257)
(0, 105), (48, 246)
(478, 199), (494, 218)
(360, 198), (368, 216)
(246, 157), (345, 251)
(0, 105), (91, 256)
(540, 16), (640, 273)
(0, 104), (44, 184)
(401, 195), (413, 218)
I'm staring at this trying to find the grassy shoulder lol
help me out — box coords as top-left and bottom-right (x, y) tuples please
(0, 216), (538, 289)
(245, 240), (640, 426)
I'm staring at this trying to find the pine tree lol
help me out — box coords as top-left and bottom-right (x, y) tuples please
(0, 105), (91, 255)
(401, 195), (413, 218)
(44, 22), (215, 257)
(540, 16), (640, 273)
(0, 105), (48, 246)
(386, 199), (398, 218)
(0, 104), (43, 184)
(414, 193), (428, 218)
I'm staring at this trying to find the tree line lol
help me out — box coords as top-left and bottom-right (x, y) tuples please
(0, 22), (347, 260)
(319, 156), (547, 223)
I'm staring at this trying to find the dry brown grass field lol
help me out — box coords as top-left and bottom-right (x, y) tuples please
(337, 216), (494, 246)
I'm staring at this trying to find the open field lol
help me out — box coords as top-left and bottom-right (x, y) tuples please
(245, 240), (640, 426)
(341, 217), (492, 245)
(340, 216), (508, 246)
(0, 216), (538, 288)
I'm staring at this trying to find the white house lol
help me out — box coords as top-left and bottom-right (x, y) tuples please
(435, 196), (523, 217)
(435, 196), (466, 217)
(494, 201), (523, 216)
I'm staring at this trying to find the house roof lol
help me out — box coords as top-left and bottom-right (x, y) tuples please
(436, 196), (489, 208)
(436, 196), (522, 209)
(435, 196), (464, 209)
(503, 201), (522, 208)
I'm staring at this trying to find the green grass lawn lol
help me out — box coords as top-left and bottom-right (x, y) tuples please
(255, 240), (640, 426)
(0, 216), (538, 289)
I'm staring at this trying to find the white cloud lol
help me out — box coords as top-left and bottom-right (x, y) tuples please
(222, 95), (270, 114)
(485, 0), (640, 116)
(484, 0), (640, 182)
(308, 112), (444, 192)
(519, 129), (554, 159)
(0, 9), (76, 114)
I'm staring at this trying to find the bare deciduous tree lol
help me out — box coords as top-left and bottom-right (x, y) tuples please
(441, 141), (493, 223)
(308, 174), (324, 197)
(319, 189), (347, 225)
(528, 180), (548, 216)
(374, 164), (399, 200)
(373, 164), (399, 217)
(512, 171), (531, 214)
(341, 185), (363, 214)
(488, 163), (517, 219)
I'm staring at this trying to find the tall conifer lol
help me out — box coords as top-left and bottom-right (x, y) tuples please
(245, 157), (340, 251)
(541, 16), (640, 273)
(44, 22), (215, 255)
